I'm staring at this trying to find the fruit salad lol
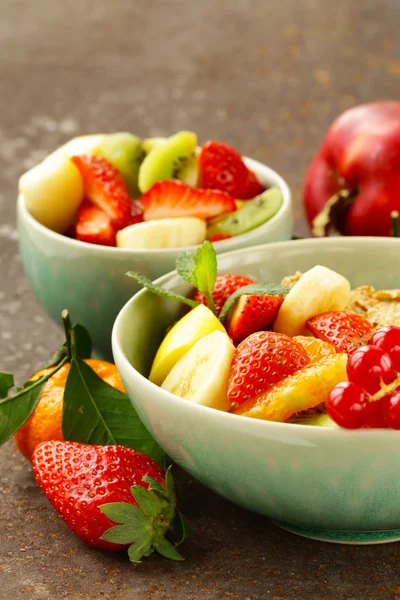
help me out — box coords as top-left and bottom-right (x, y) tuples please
(19, 131), (283, 249)
(132, 241), (400, 430)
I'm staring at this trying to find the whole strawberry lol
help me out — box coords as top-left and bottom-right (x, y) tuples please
(194, 273), (255, 316)
(32, 441), (187, 562)
(228, 331), (310, 410)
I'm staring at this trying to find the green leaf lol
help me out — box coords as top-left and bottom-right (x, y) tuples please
(101, 524), (146, 545)
(73, 323), (92, 358)
(165, 466), (176, 503)
(128, 536), (153, 563)
(172, 510), (190, 546)
(126, 272), (199, 309)
(130, 485), (166, 517)
(0, 372), (14, 399)
(38, 321), (92, 370)
(176, 241), (217, 311)
(0, 360), (67, 445)
(142, 476), (168, 502)
(38, 345), (67, 370)
(62, 357), (164, 464)
(100, 502), (147, 525)
(219, 283), (290, 322)
(153, 536), (185, 561)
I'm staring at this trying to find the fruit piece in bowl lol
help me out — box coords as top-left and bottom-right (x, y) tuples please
(112, 237), (400, 543)
(17, 131), (292, 359)
(18, 130), (289, 250)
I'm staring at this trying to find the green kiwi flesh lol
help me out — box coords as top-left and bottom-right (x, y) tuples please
(138, 130), (198, 193)
(207, 187), (283, 238)
(94, 132), (144, 196)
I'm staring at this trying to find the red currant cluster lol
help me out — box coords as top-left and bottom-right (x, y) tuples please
(326, 325), (400, 429)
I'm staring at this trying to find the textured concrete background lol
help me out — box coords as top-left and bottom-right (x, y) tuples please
(1, 0), (400, 598)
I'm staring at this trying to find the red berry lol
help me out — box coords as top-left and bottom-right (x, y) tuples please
(369, 326), (400, 373)
(194, 273), (255, 316)
(346, 345), (396, 394)
(383, 388), (400, 429)
(326, 381), (368, 429)
(363, 399), (388, 428)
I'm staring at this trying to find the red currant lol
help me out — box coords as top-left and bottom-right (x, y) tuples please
(326, 381), (368, 429)
(346, 345), (395, 394)
(369, 326), (400, 373)
(363, 399), (387, 428)
(383, 388), (400, 429)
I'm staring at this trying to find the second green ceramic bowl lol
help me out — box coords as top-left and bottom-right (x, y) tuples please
(112, 237), (400, 544)
(17, 158), (292, 359)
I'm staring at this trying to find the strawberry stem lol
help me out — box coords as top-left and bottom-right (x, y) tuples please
(391, 211), (399, 238)
(100, 467), (188, 563)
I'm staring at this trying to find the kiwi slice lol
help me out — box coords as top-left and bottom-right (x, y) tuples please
(94, 132), (144, 196)
(207, 187), (283, 238)
(142, 137), (167, 155)
(138, 130), (198, 193)
(288, 412), (337, 427)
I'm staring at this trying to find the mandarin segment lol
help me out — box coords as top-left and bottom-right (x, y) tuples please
(294, 336), (336, 363)
(233, 353), (348, 422)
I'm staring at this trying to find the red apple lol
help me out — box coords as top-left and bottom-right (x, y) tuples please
(303, 102), (400, 236)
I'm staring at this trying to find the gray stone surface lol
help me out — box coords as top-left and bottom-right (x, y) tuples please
(1, 0), (400, 598)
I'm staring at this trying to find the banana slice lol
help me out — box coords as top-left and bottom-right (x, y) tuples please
(19, 152), (84, 233)
(116, 217), (206, 249)
(150, 304), (226, 386)
(273, 265), (351, 337)
(162, 330), (235, 411)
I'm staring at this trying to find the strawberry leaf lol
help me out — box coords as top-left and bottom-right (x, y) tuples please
(176, 241), (217, 312)
(62, 357), (165, 465)
(153, 536), (185, 561)
(128, 536), (154, 563)
(172, 510), (190, 546)
(126, 272), (199, 309)
(100, 502), (146, 525)
(0, 372), (13, 399)
(219, 283), (289, 322)
(130, 484), (168, 517)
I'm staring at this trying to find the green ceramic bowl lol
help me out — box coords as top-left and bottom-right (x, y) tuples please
(112, 237), (400, 545)
(17, 158), (292, 359)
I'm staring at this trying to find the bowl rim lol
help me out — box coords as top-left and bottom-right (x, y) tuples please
(112, 236), (400, 439)
(18, 156), (292, 257)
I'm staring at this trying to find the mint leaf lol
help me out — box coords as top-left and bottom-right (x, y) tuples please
(176, 240), (217, 293)
(126, 272), (199, 309)
(176, 241), (217, 312)
(219, 283), (290, 322)
(62, 357), (165, 465)
(0, 372), (14, 399)
(0, 360), (67, 445)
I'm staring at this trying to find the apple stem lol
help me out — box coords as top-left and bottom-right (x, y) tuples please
(391, 211), (399, 238)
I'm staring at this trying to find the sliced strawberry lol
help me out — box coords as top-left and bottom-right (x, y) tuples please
(198, 141), (264, 199)
(226, 294), (284, 345)
(228, 331), (310, 410)
(141, 180), (236, 221)
(75, 201), (116, 246)
(240, 169), (265, 200)
(307, 311), (373, 355)
(71, 154), (131, 230)
(194, 273), (255, 316)
(209, 233), (232, 243)
(131, 198), (144, 224)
